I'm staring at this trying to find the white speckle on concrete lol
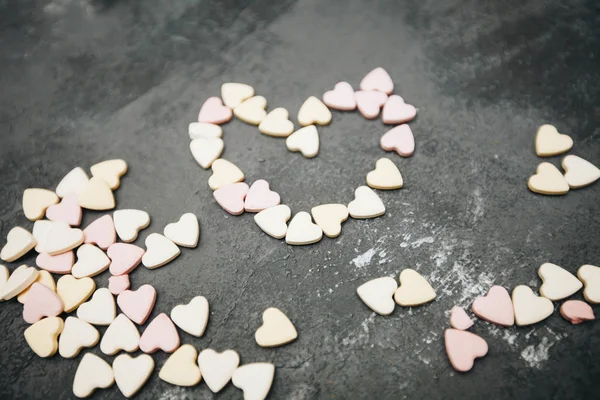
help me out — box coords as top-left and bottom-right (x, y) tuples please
(351, 248), (376, 268)
(341, 313), (376, 347)
(470, 187), (485, 222)
(521, 336), (554, 369)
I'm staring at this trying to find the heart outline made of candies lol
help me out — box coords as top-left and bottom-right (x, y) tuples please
(189, 67), (417, 245)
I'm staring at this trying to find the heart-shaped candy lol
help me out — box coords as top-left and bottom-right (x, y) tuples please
(108, 274), (130, 295)
(347, 186), (385, 219)
(562, 155), (600, 189)
(285, 211), (323, 245)
(198, 348), (240, 393)
(382, 95), (417, 124)
(159, 344), (202, 386)
(42, 222), (84, 256)
(77, 288), (116, 326)
(55, 167), (89, 198)
(24, 316), (64, 358)
(108, 243), (144, 275)
(58, 317), (100, 358)
(139, 313), (180, 353)
(355, 90), (388, 119)
(214, 182), (250, 215)
(0, 265), (39, 300)
(356, 277), (398, 315)
(198, 96), (233, 124)
(450, 306), (473, 330)
(394, 269), (436, 306)
(538, 262), (582, 301)
(245, 180), (281, 212)
(381, 124), (415, 157)
(164, 213), (200, 248)
(190, 137), (225, 169)
(142, 233), (180, 269)
(18, 269), (56, 304)
(444, 329), (488, 372)
(33, 220), (53, 253)
(83, 214), (116, 250)
(208, 159), (245, 190)
(100, 314), (140, 355)
(170, 295), (209, 337)
(46, 194), (82, 226)
(57, 274), (96, 313)
(298, 96), (332, 126)
(255, 307), (298, 347)
(254, 205), (291, 239)
(366, 158), (403, 190)
(360, 67), (394, 95)
(23, 282), (64, 323)
(78, 177), (115, 210)
(113, 209), (150, 242)
(221, 82), (255, 108)
(577, 264), (600, 304)
(72, 244), (110, 278)
(232, 363), (275, 400)
(560, 300), (595, 325)
(117, 284), (157, 325)
(286, 125), (320, 158)
(188, 122), (223, 139)
(535, 124), (573, 156)
(311, 204), (348, 238)
(233, 96), (267, 125)
(322, 81), (356, 111)
(258, 108), (295, 137)
(91, 159), (127, 190)
(527, 163), (569, 195)
(113, 354), (154, 398)
(512, 285), (553, 326)
(472, 285), (514, 327)
(72, 353), (114, 398)
(22, 188), (59, 221)
(1, 226), (36, 262)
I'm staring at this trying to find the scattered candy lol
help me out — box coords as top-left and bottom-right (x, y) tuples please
(560, 300), (595, 324)
(159, 344), (202, 386)
(17, 269), (55, 304)
(107, 243), (144, 275)
(57, 275), (96, 313)
(1, 226), (36, 262)
(114, 209), (150, 243)
(164, 213), (200, 248)
(381, 124), (415, 157)
(255, 307), (298, 347)
(142, 233), (180, 269)
(221, 83), (255, 109)
(113, 354), (154, 398)
(214, 183), (250, 215)
(100, 314), (140, 355)
(198, 97), (233, 125)
(233, 96), (267, 125)
(472, 285), (514, 327)
(382, 95), (417, 124)
(528, 163), (570, 195)
(77, 177), (115, 211)
(208, 159), (245, 190)
(232, 363), (275, 400)
(360, 67), (394, 95)
(117, 284), (157, 325)
(355, 90), (387, 119)
(108, 274), (130, 295)
(356, 277), (397, 316)
(394, 269), (436, 306)
(286, 125), (320, 158)
(311, 204), (348, 238)
(55, 167), (89, 198)
(577, 264), (600, 304)
(22, 188), (59, 221)
(245, 180), (281, 212)
(72, 353), (114, 398)
(0, 265), (39, 300)
(58, 317), (100, 358)
(76, 288), (116, 326)
(71, 244), (110, 278)
(450, 306), (473, 330)
(24, 316), (64, 358)
(22, 282), (64, 324)
(83, 214), (116, 250)
(254, 205), (291, 239)
(535, 124), (573, 157)
(562, 155), (600, 189)
(188, 122), (223, 139)
(90, 159), (127, 190)
(347, 186), (385, 219)
(538, 262), (582, 301)
(444, 329), (488, 372)
(190, 137), (225, 169)
(322, 82), (356, 111)
(297, 96), (331, 126)
(170, 295), (209, 337)
(198, 349), (240, 393)
(44, 222), (84, 256)
(512, 285), (553, 326)
(46, 194), (82, 226)
(366, 158), (403, 190)
(285, 211), (323, 245)
(258, 108), (294, 137)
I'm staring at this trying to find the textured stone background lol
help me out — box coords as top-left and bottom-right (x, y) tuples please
(1, 0), (599, 398)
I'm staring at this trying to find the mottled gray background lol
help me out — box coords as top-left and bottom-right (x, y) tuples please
(1, 0), (599, 399)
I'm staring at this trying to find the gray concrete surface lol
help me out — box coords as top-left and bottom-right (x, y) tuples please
(1, 0), (599, 398)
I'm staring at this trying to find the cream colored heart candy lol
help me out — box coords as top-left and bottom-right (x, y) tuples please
(562, 155), (600, 189)
(366, 158), (403, 190)
(208, 159), (245, 190)
(114, 209), (150, 242)
(57, 274), (96, 313)
(22, 188), (59, 221)
(170, 296), (209, 337)
(77, 288), (116, 326)
(538, 262), (582, 301)
(142, 233), (180, 269)
(512, 285), (553, 326)
(59, 317), (100, 358)
(113, 353), (154, 398)
(43, 221), (84, 256)
(198, 348), (240, 393)
(285, 211), (322, 245)
(72, 244), (110, 278)
(348, 186), (385, 219)
(258, 108), (294, 137)
(56, 167), (90, 198)
(1, 226), (36, 262)
(254, 205), (291, 239)
(311, 204), (348, 238)
(356, 277), (398, 315)
(24, 316), (64, 358)
(101, 314), (140, 355)
(91, 159), (127, 190)
(78, 177), (115, 211)
(0, 265), (39, 300)
(527, 163), (569, 195)
(394, 269), (436, 306)
(222, 82), (255, 109)
(188, 122), (223, 139)
(577, 264), (600, 304)
(159, 344), (202, 387)
(190, 137), (225, 169)
(232, 363), (275, 400)
(164, 213), (200, 248)
(286, 125), (319, 158)
(73, 353), (114, 398)
(535, 124), (573, 157)
(298, 96), (331, 126)
(234, 96), (267, 125)
(255, 307), (298, 347)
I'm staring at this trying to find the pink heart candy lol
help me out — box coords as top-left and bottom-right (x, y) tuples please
(213, 182), (250, 215)
(244, 180), (281, 213)
(360, 67), (394, 95)
(355, 90), (388, 119)
(450, 306), (473, 330)
(198, 97), (233, 125)
(560, 300), (595, 325)
(380, 124), (415, 157)
(472, 285), (515, 327)
(23, 283), (64, 324)
(108, 274), (130, 295)
(382, 95), (417, 124)
(139, 313), (180, 353)
(83, 214), (116, 250)
(45, 194), (82, 226)
(107, 243), (145, 276)
(36, 251), (74, 274)
(322, 82), (356, 111)
(117, 284), (156, 325)
(445, 329), (488, 372)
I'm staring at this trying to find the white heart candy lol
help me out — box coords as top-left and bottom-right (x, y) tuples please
(58, 317), (100, 358)
(73, 353), (114, 398)
(255, 307), (297, 347)
(190, 137), (225, 169)
(285, 211), (322, 245)
(311, 204), (348, 238)
(366, 158), (403, 190)
(142, 233), (180, 269)
(562, 155), (600, 189)
(538, 262), (582, 301)
(297, 96), (332, 126)
(100, 314), (140, 355)
(208, 159), (245, 190)
(394, 269), (436, 306)
(113, 353), (154, 398)
(0, 265), (39, 300)
(232, 363), (275, 400)
(188, 122), (223, 139)
(77, 288), (116, 326)
(170, 296), (209, 337)
(286, 125), (319, 158)
(578, 264), (600, 304)
(198, 349), (240, 393)
(114, 209), (150, 242)
(234, 96), (267, 125)
(512, 285), (553, 326)
(24, 316), (63, 357)
(254, 205), (291, 239)
(527, 163), (569, 195)
(71, 244), (110, 278)
(32, 220), (53, 253)
(159, 344), (202, 387)
(22, 188), (59, 221)
(43, 222), (84, 256)
(90, 159), (127, 190)
(535, 124), (573, 156)
(221, 82), (255, 108)
(258, 108), (295, 137)
(356, 277), (398, 315)
(56, 167), (90, 198)
(1, 226), (36, 262)
(164, 213), (200, 248)
(78, 177), (115, 210)
(347, 186), (385, 219)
